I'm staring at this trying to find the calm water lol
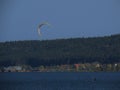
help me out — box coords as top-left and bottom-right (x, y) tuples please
(0, 72), (120, 90)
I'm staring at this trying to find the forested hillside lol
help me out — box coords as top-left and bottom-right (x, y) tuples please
(0, 34), (120, 67)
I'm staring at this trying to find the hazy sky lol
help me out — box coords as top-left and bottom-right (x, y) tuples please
(0, 0), (120, 42)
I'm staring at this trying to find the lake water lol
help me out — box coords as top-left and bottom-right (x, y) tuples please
(0, 72), (120, 90)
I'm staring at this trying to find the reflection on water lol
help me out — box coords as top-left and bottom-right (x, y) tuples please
(0, 72), (120, 90)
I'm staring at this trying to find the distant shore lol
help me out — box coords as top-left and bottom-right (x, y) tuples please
(1, 63), (120, 72)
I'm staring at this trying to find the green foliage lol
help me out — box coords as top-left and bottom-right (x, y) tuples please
(0, 34), (120, 67)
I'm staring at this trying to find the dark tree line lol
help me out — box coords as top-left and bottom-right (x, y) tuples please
(0, 34), (120, 67)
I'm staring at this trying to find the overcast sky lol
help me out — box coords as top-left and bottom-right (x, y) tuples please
(0, 0), (120, 42)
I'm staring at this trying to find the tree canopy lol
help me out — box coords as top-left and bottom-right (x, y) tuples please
(0, 34), (120, 67)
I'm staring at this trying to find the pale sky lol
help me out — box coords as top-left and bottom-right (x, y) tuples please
(0, 0), (120, 42)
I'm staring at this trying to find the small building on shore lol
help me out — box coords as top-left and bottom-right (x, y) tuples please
(4, 66), (22, 72)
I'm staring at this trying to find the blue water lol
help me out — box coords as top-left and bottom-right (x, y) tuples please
(0, 72), (120, 90)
